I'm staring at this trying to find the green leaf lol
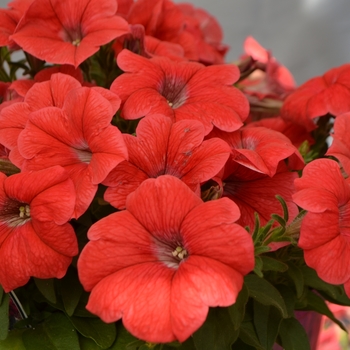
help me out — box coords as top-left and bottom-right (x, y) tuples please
(0, 286), (3, 305)
(0, 329), (26, 350)
(238, 321), (264, 350)
(228, 284), (249, 330)
(79, 335), (104, 350)
(275, 285), (296, 318)
(57, 267), (83, 316)
(192, 307), (239, 350)
(161, 338), (196, 350)
(276, 195), (289, 222)
(253, 301), (282, 350)
(244, 274), (288, 318)
(0, 293), (9, 340)
(304, 290), (346, 331)
(253, 256), (264, 277)
(300, 265), (340, 299)
(70, 316), (116, 349)
(261, 256), (288, 273)
(278, 318), (311, 350)
(34, 278), (57, 304)
(22, 312), (80, 350)
(108, 322), (138, 350)
(286, 262), (304, 298)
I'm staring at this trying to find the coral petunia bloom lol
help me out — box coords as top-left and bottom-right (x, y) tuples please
(10, 0), (129, 67)
(111, 49), (249, 135)
(16, 84), (128, 218)
(209, 126), (304, 177)
(0, 0), (34, 49)
(78, 175), (254, 343)
(326, 112), (350, 176)
(103, 114), (230, 208)
(218, 161), (298, 229)
(293, 159), (350, 289)
(281, 64), (350, 131)
(0, 166), (78, 292)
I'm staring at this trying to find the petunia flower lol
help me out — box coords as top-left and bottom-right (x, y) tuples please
(0, 166), (78, 292)
(16, 84), (128, 218)
(208, 126), (304, 177)
(218, 161), (298, 229)
(111, 49), (249, 135)
(78, 175), (254, 343)
(281, 63), (350, 131)
(0, 0), (34, 49)
(293, 159), (350, 291)
(103, 114), (231, 209)
(10, 0), (130, 67)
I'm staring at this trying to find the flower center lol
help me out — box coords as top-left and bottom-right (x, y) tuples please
(172, 246), (187, 260)
(160, 76), (188, 109)
(154, 237), (189, 269)
(19, 205), (30, 218)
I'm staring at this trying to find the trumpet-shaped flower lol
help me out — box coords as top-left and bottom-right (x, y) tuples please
(111, 49), (249, 135)
(17, 85), (128, 218)
(0, 166), (77, 292)
(281, 64), (350, 131)
(10, 0), (129, 67)
(103, 114), (231, 209)
(293, 159), (350, 291)
(78, 175), (254, 343)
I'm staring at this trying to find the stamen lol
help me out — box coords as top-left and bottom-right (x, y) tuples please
(167, 100), (173, 107)
(19, 205), (30, 218)
(72, 39), (81, 46)
(172, 246), (187, 260)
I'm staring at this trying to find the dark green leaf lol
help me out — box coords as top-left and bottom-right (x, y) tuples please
(300, 265), (340, 299)
(228, 284), (249, 330)
(253, 301), (282, 350)
(0, 329), (26, 350)
(0, 293), (9, 340)
(276, 195), (289, 222)
(304, 291), (346, 331)
(254, 246), (271, 255)
(109, 322), (139, 350)
(278, 318), (311, 350)
(261, 256), (288, 273)
(253, 256), (264, 277)
(58, 267), (83, 316)
(34, 278), (56, 304)
(22, 312), (80, 350)
(79, 335), (104, 350)
(0, 285), (3, 305)
(275, 285), (296, 318)
(192, 307), (238, 350)
(238, 321), (264, 350)
(70, 316), (116, 349)
(245, 275), (288, 318)
(286, 262), (304, 298)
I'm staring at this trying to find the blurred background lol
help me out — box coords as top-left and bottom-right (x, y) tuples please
(173, 0), (350, 85)
(1, 0), (350, 85)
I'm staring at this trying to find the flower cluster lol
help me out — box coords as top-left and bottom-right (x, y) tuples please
(0, 0), (349, 349)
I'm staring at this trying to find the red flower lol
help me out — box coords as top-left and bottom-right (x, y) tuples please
(0, 0), (34, 50)
(281, 64), (350, 131)
(103, 114), (231, 209)
(16, 84), (127, 218)
(209, 126), (304, 177)
(240, 36), (295, 100)
(10, 0), (129, 67)
(219, 161), (298, 229)
(246, 116), (314, 149)
(293, 159), (350, 288)
(126, 0), (198, 60)
(326, 112), (350, 176)
(78, 175), (254, 343)
(111, 49), (249, 135)
(0, 166), (77, 292)
(177, 3), (229, 65)
(0, 73), (82, 167)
